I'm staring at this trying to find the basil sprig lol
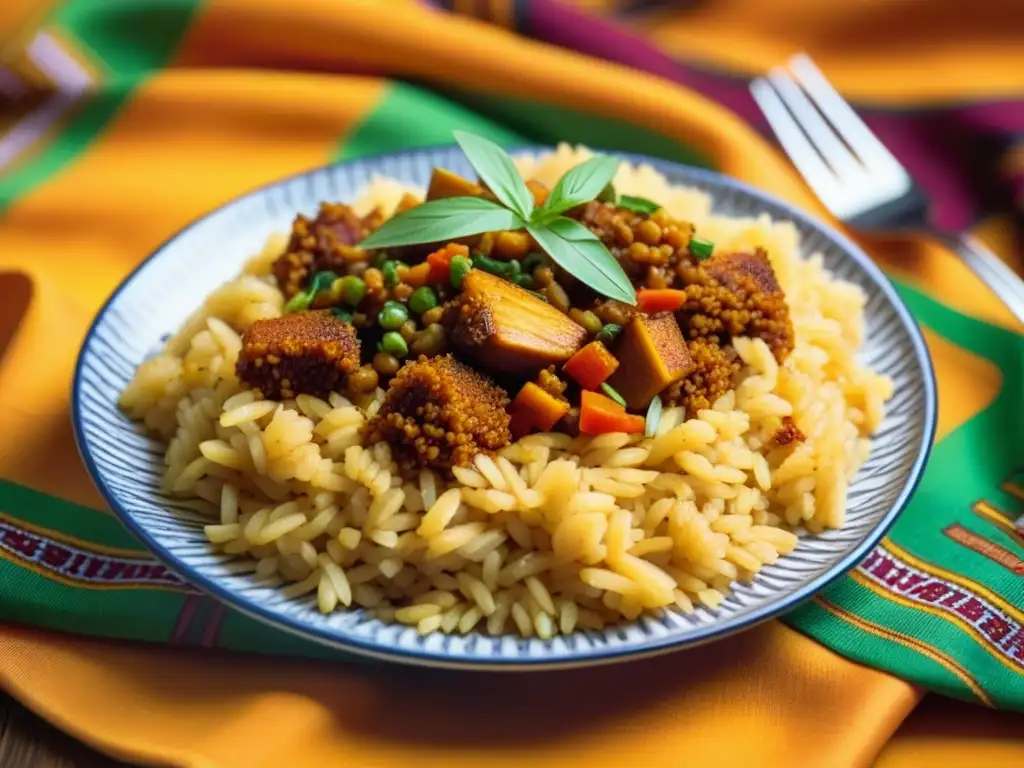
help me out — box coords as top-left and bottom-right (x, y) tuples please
(358, 132), (638, 305)
(527, 218), (635, 305)
(535, 155), (620, 220)
(453, 131), (534, 220)
(361, 197), (525, 249)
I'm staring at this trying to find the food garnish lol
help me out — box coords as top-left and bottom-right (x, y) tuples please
(361, 131), (636, 305)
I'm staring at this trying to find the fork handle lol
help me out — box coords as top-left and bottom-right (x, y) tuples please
(933, 231), (1024, 328)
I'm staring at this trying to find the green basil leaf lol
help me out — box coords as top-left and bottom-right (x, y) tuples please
(359, 197), (525, 249)
(526, 218), (637, 305)
(538, 155), (620, 219)
(618, 195), (661, 215)
(644, 395), (663, 437)
(453, 131), (534, 219)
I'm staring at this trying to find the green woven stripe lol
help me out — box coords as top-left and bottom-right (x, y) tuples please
(0, 0), (203, 213)
(787, 277), (1024, 710)
(790, 598), (987, 706)
(804, 578), (1018, 709)
(0, 559), (188, 643)
(885, 281), (1022, 591)
(0, 481), (144, 550)
(337, 82), (526, 159)
(338, 83), (712, 168)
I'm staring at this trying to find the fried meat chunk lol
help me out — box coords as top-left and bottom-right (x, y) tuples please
(236, 311), (360, 399)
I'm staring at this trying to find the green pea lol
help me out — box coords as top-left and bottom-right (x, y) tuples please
(372, 250), (389, 268)
(340, 275), (366, 306)
(580, 310), (603, 336)
(596, 323), (623, 344)
(378, 300), (409, 330)
(381, 260), (400, 287)
(408, 286), (439, 315)
(381, 331), (408, 358)
(450, 255), (472, 288)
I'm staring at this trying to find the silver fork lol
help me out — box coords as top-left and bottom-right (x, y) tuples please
(750, 53), (1024, 325)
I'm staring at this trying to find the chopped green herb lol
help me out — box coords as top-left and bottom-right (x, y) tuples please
(601, 382), (627, 408)
(597, 181), (617, 204)
(284, 290), (312, 314)
(596, 323), (623, 344)
(408, 286), (439, 315)
(449, 254), (472, 288)
(690, 236), (714, 261)
(644, 395), (663, 437)
(309, 270), (339, 296)
(340, 275), (366, 306)
(330, 306), (354, 323)
(618, 195), (661, 216)
(521, 251), (545, 274)
(381, 330), (409, 357)
(527, 289), (549, 302)
(472, 253), (519, 279)
(381, 260), (400, 287)
(378, 300), (409, 330)
(514, 273), (534, 289)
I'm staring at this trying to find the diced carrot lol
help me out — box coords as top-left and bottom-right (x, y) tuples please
(579, 390), (646, 435)
(636, 289), (686, 313)
(509, 382), (570, 438)
(563, 341), (619, 391)
(405, 261), (432, 287)
(426, 243), (469, 283)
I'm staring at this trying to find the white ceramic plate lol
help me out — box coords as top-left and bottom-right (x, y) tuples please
(73, 146), (936, 670)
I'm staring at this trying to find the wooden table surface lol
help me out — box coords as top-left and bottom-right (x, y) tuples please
(0, 692), (130, 768)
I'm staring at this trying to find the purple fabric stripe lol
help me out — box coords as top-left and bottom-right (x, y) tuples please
(523, 0), (1021, 232)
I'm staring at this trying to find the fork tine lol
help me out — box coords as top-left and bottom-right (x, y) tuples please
(787, 54), (905, 174)
(766, 67), (863, 179)
(749, 77), (839, 205)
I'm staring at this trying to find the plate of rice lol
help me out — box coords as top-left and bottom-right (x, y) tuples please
(73, 138), (936, 669)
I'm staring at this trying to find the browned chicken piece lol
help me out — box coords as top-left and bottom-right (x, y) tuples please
(771, 415), (806, 447)
(450, 269), (588, 375)
(364, 354), (511, 472)
(702, 248), (783, 295)
(272, 203), (385, 298)
(663, 338), (740, 416)
(236, 311), (360, 400)
(677, 247), (795, 362)
(607, 312), (694, 410)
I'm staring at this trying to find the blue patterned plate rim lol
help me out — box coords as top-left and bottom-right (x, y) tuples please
(72, 145), (937, 670)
